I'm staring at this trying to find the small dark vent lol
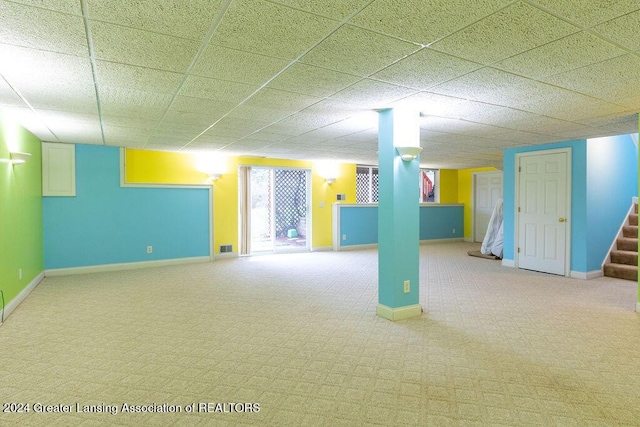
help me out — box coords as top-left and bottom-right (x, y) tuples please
(220, 244), (233, 253)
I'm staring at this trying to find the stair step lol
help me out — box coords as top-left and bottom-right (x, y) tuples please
(603, 263), (638, 281)
(629, 214), (638, 226)
(616, 237), (638, 252)
(623, 225), (638, 238)
(610, 250), (638, 265)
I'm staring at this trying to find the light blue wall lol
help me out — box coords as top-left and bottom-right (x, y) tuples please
(503, 140), (587, 271)
(43, 145), (210, 269)
(339, 205), (464, 247)
(586, 135), (638, 270)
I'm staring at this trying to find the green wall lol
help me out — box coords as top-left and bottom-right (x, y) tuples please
(0, 110), (43, 307)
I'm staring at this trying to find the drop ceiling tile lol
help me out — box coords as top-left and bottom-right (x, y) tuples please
(191, 44), (289, 85)
(531, 0), (639, 27)
(431, 2), (580, 65)
(103, 125), (152, 141)
(352, 0), (512, 45)
(329, 79), (417, 109)
(101, 115), (158, 131)
(54, 124), (104, 145)
(267, 63), (361, 97)
(145, 142), (186, 151)
(0, 2), (87, 56)
(183, 141), (228, 152)
(210, 0), (338, 59)
(269, 0), (369, 19)
(215, 116), (269, 133)
(592, 10), (640, 54)
(542, 54), (640, 105)
(391, 92), (468, 118)
(91, 22), (200, 72)
(154, 122), (208, 135)
(225, 103), (292, 124)
(162, 109), (223, 126)
(494, 32), (626, 79)
(0, 79), (24, 107)
(105, 138), (146, 149)
(87, 0), (223, 40)
(100, 104), (166, 120)
(202, 125), (253, 139)
(372, 48), (482, 90)
(247, 88), (321, 112)
(95, 62), (183, 94)
(170, 96), (235, 116)
(9, 0), (81, 15)
(180, 76), (258, 103)
(300, 25), (420, 77)
(242, 131), (288, 143)
(1, 107), (57, 141)
(100, 86), (172, 109)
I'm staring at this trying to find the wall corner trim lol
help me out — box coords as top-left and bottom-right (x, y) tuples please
(571, 270), (604, 280)
(213, 252), (239, 260)
(0, 271), (44, 325)
(44, 257), (210, 277)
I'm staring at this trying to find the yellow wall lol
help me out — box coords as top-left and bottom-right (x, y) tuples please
(457, 167), (499, 240)
(124, 149), (356, 253)
(439, 169), (459, 203)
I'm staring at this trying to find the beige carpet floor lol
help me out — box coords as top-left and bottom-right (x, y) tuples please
(0, 242), (639, 426)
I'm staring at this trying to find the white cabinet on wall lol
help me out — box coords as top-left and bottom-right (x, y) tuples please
(42, 142), (76, 196)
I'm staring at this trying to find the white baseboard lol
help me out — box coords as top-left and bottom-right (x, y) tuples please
(0, 271), (44, 325)
(502, 259), (515, 268)
(44, 256), (211, 277)
(376, 303), (422, 321)
(571, 270), (604, 280)
(340, 243), (378, 251)
(464, 237), (474, 242)
(311, 246), (332, 252)
(214, 252), (239, 259)
(420, 238), (464, 245)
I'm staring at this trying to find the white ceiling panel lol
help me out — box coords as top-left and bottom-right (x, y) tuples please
(191, 44), (289, 85)
(86, 0), (223, 40)
(329, 79), (417, 109)
(430, 2), (580, 65)
(352, 0), (513, 45)
(210, 0), (338, 60)
(91, 22), (200, 72)
(0, 1), (87, 56)
(267, 63), (362, 97)
(95, 62), (184, 94)
(300, 25), (420, 77)
(0, 1), (637, 168)
(372, 48), (482, 90)
(530, 0), (639, 27)
(179, 76), (258, 103)
(494, 32), (626, 79)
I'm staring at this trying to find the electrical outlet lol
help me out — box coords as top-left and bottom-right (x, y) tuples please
(19, 268), (22, 280)
(146, 246), (153, 254)
(403, 280), (410, 293)
(342, 234), (346, 241)
(452, 228), (456, 234)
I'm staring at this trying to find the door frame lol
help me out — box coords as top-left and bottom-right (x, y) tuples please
(514, 147), (572, 277)
(471, 170), (503, 243)
(240, 165), (312, 254)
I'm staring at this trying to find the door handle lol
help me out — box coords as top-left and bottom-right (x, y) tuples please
(558, 218), (565, 222)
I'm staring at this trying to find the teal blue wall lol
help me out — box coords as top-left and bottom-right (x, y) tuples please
(339, 205), (464, 247)
(43, 145), (210, 269)
(503, 136), (637, 274)
(586, 135), (638, 270)
(503, 140), (587, 270)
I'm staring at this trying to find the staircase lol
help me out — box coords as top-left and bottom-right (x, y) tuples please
(603, 204), (638, 281)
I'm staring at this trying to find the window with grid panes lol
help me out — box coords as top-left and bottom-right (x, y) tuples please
(357, 166), (438, 203)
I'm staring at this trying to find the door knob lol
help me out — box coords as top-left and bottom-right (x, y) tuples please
(558, 218), (565, 222)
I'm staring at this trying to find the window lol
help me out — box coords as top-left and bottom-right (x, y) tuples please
(356, 166), (438, 203)
(356, 166), (378, 203)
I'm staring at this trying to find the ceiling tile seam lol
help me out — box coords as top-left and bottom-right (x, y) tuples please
(81, 0), (106, 145)
(0, 74), (60, 142)
(179, 0), (380, 152)
(4, 0), (82, 17)
(142, 0), (235, 149)
(351, 0), (522, 49)
(522, 0), (640, 59)
(259, 0), (355, 23)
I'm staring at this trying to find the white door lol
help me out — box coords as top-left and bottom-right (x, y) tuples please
(517, 150), (570, 275)
(474, 172), (503, 242)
